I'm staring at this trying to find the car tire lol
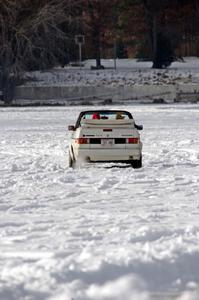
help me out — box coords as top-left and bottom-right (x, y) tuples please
(131, 156), (142, 169)
(69, 152), (75, 168)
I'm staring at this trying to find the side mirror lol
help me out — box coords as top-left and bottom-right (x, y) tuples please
(135, 124), (143, 130)
(68, 125), (75, 131)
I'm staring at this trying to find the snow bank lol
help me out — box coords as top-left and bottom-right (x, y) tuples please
(49, 275), (148, 300)
(23, 57), (199, 88)
(12, 57), (199, 104)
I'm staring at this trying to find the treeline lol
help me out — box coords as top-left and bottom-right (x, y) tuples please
(83, 0), (199, 68)
(0, 0), (198, 102)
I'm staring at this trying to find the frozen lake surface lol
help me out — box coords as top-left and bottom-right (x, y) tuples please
(0, 104), (199, 300)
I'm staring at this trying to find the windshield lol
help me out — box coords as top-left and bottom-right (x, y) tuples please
(75, 110), (133, 128)
(82, 111), (130, 120)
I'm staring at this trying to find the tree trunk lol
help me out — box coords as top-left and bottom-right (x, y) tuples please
(142, 1), (158, 68)
(88, 0), (102, 69)
(151, 13), (159, 68)
(1, 66), (15, 104)
(194, 0), (199, 56)
(93, 25), (101, 68)
(142, 0), (165, 69)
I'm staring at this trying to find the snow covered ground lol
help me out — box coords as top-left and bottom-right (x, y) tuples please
(25, 57), (199, 87)
(0, 104), (199, 300)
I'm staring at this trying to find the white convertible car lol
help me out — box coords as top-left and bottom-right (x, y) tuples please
(68, 110), (143, 168)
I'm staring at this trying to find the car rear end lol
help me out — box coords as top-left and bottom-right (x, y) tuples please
(72, 119), (142, 164)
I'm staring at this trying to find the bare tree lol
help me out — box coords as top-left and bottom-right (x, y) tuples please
(0, 0), (80, 103)
(82, 0), (119, 69)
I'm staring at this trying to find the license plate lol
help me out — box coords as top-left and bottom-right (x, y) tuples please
(101, 139), (114, 146)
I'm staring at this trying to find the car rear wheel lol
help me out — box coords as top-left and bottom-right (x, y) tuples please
(69, 152), (75, 168)
(131, 156), (142, 169)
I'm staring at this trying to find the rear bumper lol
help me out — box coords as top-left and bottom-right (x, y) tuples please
(73, 148), (142, 162)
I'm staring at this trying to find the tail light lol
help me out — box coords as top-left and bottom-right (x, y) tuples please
(128, 138), (139, 144)
(75, 138), (88, 144)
